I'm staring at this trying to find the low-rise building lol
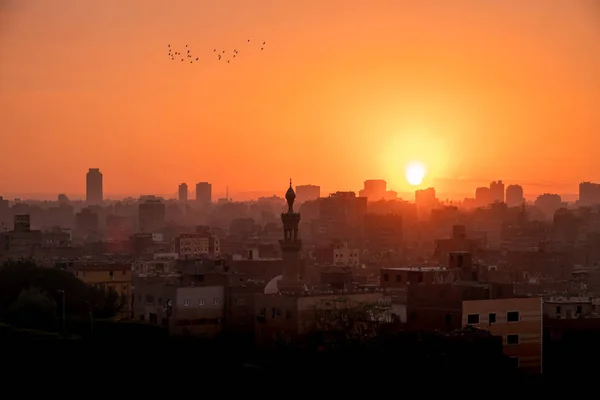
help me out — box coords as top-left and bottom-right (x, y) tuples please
(462, 296), (543, 374)
(133, 274), (225, 337)
(543, 296), (594, 319)
(72, 262), (132, 320)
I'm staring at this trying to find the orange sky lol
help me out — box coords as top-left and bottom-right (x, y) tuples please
(1, 0), (599, 200)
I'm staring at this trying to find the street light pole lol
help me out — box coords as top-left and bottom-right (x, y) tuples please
(57, 290), (65, 332)
(85, 301), (93, 337)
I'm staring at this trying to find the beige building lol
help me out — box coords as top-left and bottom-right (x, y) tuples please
(133, 275), (224, 337)
(173, 227), (220, 259)
(72, 262), (132, 320)
(462, 296), (542, 374)
(333, 243), (360, 267)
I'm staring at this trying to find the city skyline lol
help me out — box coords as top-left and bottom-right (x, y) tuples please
(1, 1), (600, 196)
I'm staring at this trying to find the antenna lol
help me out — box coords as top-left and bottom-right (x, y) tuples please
(226, 185), (229, 201)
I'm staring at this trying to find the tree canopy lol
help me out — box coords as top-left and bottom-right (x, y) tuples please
(0, 261), (123, 327)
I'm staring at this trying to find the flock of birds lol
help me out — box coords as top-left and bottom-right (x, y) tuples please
(167, 39), (267, 65)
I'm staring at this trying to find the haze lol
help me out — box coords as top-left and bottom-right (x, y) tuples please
(1, 0), (599, 199)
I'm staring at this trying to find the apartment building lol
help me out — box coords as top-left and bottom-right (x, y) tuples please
(462, 296), (543, 374)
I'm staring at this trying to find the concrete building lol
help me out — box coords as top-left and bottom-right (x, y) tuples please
(462, 296), (543, 374)
(506, 184), (525, 207)
(333, 242), (360, 267)
(490, 180), (505, 204)
(195, 182), (212, 204)
(295, 184), (320, 203)
(86, 168), (103, 205)
(178, 183), (188, 203)
(133, 274), (225, 337)
(359, 179), (387, 201)
(1, 214), (42, 259)
(72, 262), (132, 320)
(172, 226), (220, 259)
(138, 196), (166, 233)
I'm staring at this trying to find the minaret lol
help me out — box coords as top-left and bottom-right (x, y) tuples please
(279, 178), (302, 291)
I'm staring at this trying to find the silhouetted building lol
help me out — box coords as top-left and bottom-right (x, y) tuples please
(138, 197), (166, 233)
(75, 208), (99, 234)
(506, 184), (525, 207)
(490, 180), (505, 204)
(295, 184), (320, 203)
(415, 187), (437, 219)
(86, 168), (103, 205)
(359, 179), (387, 201)
(178, 183), (188, 203)
(579, 181), (600, 207)
(475, 187), (491, 207)
(196, 182), (212, 204)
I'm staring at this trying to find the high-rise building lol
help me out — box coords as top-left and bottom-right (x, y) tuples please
(86, 168), (103, 205)
(579, 182), (600, 207)
(178, 183), (188, 202)
(295, 184), (320, 203)
(490, 180), (505, 204)
(475, 187), (491, 207)
(506, 184), (525, 207)
(359, 179), (387, 201)
(195, 182), (212, 204)
(138, 196), (166, 233)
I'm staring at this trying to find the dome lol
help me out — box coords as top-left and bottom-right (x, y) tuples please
(264, 275), (282, 295)
(285, 186), (296, 202)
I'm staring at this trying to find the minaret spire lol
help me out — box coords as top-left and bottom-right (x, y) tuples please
(280, 179), (302, 291)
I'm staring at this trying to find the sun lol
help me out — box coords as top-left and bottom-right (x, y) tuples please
(405, 162), (426, 186)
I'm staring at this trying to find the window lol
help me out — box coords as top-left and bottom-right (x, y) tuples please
(507, 311), (519, 322)
(199, 298), (205, 306)
(445, 314), (452, 325)
(184, 298), (190, 307)
(489, 313), (496, 324)
(556, 306), (562, 315)
(383, 273), (389, 282)
(467, 314), (480, 325)
(213, 298), (219, 305)
(506, 334), (519, 345)
(417, 274), (423, 283)
(396, 275), (402, 282)
(576, 305), (583, 314)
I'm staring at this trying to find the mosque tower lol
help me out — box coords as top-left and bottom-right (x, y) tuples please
(279, 179), (302, 291)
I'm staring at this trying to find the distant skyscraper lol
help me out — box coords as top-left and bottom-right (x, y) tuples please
(506, 184), (525, 207)
(475, 187), (491, 207)
(295, 184), (320, 203)
(178, 183), (188, 202)
(489, 180), (505, 203)
(579, 181), (600, 207)
(86, 168), (103, 205)
(359, 180), (387, 201)
(195, 182), (212, 204)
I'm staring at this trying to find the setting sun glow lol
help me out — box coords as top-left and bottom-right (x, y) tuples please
(406, 162), (426, 186)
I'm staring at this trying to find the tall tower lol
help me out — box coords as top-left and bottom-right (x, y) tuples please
(86, 168), (103, 205)
(178, 183), (188, 202)
(279, 179), (302, 291)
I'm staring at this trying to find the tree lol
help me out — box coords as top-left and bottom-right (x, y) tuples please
(0, 261), (124, 322)
(90, 286), (124, 319)
(5, 288), (57, 331)
(308, 296), (391, 349)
